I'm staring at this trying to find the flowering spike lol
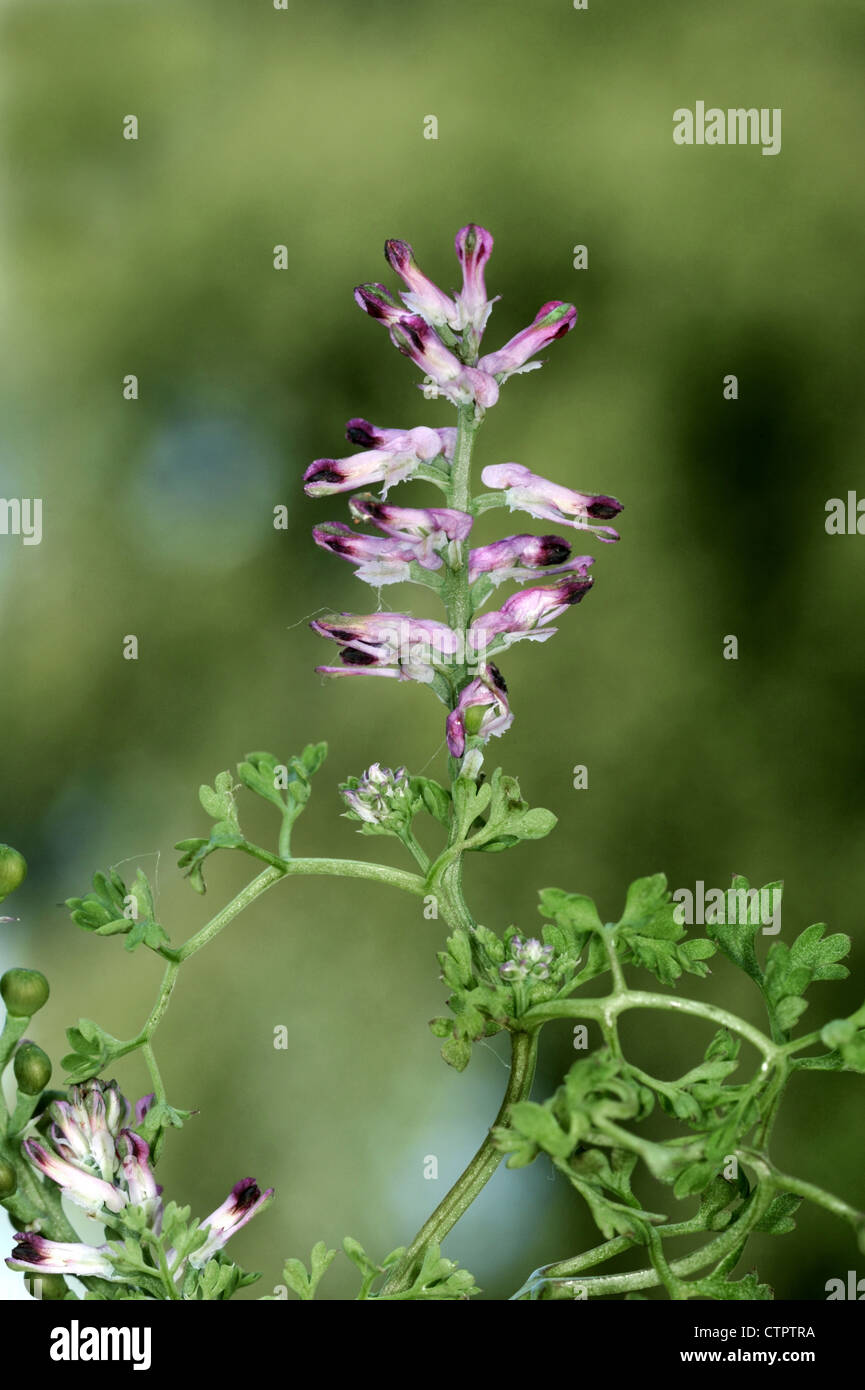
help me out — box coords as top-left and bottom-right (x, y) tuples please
(303, 224), (624, 751)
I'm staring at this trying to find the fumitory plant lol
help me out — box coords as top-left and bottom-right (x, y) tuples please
(3, 225), (865, 1301)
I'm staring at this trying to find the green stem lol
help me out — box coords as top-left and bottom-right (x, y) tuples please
(516, 1181), (775, 1299)
(177, 858), (425, 964)
(380, 1029), (538, 1295)
(520, 1212), (707, 1291)
(401, 829), (431, 875)
(141, 1043), (167, 1105)
(0, 1015), (29, 1133)
(523, 990), (780, 1062)
(443, 402), (483, 788)
(741, 1151), (865, 1230)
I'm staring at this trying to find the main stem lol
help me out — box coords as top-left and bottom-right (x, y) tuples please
(381, 1029), (538, 1294)
(439, 402), (483, 932)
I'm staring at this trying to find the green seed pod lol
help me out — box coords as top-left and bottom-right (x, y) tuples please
(24, 1272), (67, 1301)
(0, 968), (50, 1018)
(13, 1042), (52, 1095)
(0, 1159), (17, 1199)
(0, 845), (27, 902)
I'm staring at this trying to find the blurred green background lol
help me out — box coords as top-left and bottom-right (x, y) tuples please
(1, 0), (864, 1300)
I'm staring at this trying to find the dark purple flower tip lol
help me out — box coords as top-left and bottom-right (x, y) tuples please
(345, 418), (381, 448)
(537, 536), (572, 565)
(341, 649), (378, 666)
(353, 283), (401, 322)
(384, 238), (414, 273)
(228, 1177), (267, 1213)
(303, 460), (344, 489)
(10, 1234), (48, 1265)
(561, 578), (594, 605)
(389, 313), (428, 356)
(487, 662), (508, 694)
(586, 496), (624, 520)
(313, 526), (353, 558)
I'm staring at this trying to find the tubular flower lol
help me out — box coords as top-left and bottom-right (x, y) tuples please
(445, 663), (513, 758)
(470, 576), (593, 654)
(23, 1138), (128, 1217)
(189, 1179), (274, 1270)
(454, 223), (496, 337)
(349, 494), (473, 569)
(478, 301), (577, 381)
(312, 612), (459, 683)
(304, 424), (447, 498)
(389, 315), (500, 409)
(7, 1079), (273, 1291)
(383, 238), (459, 330)
(116, 1129), (160, 1218)
(481, 462), (623, 541)
(345, 417), (456, 460)
(7, 1234), (116, 1279)
(312, 523), (420, 586)
(468, 534), (592, 586)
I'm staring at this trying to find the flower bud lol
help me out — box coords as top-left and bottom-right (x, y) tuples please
(446, 664), (513, 757)
(353, 282), (404, 325)
(0, 1159), (17, 1198)
(384, 239), (458, 329)
(500, 936), (554, 983)
(1, 968), (50, 1018)
(0, 846), (27, 903)
(454, 223), (496, 339)
(13, 1041), (52, 1095)
(340, 764), (419, 829)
